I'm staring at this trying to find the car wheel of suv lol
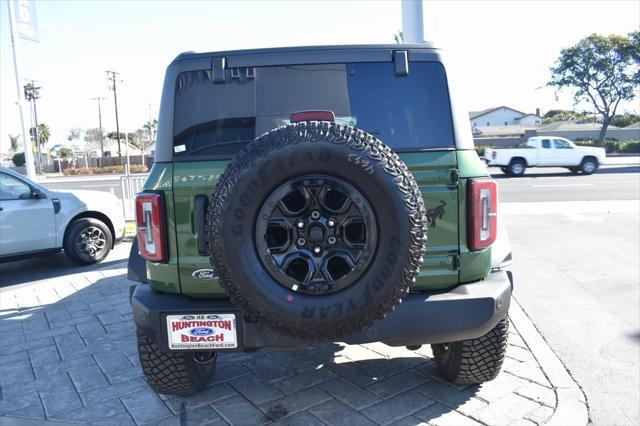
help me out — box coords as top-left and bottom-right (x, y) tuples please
(64, 218), (112, 265)
(137, 330), (216, 396)
(207, 122), (428, 340)
(580, 157), (598, 175)
(507, 160), (526, 177)
(431, 318), (509, 384)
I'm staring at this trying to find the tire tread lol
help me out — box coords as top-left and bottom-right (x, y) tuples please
(137, 330), (215, 396)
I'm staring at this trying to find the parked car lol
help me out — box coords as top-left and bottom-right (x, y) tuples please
(0, 167), (125, 265)
(128, 44), (513, 396)
(484, 136), (606, 176)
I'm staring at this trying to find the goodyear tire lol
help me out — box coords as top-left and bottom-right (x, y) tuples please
(207, 122), (428, 339)
(137, 330), (216, 396)
(431, 318), (509, 384)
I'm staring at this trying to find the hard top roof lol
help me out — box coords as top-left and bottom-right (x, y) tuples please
(172, 43), (440, 64)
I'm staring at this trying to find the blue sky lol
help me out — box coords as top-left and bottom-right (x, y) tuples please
(1, 0), (639, 154)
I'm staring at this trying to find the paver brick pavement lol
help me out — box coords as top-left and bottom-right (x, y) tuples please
(1, 266), (564, 425)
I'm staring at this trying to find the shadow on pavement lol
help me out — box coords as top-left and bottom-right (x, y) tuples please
(0, 245), (129, 288)
(491, 165), (640, 179)
(0, 271), (479, 425)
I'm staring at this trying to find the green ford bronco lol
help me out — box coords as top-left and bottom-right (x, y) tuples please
(128, 44), (513, 396)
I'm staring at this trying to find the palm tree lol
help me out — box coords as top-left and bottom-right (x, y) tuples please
(30, 123), (50, 146)
(143, 119), (157, 144)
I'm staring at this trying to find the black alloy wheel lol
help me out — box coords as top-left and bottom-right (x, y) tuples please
(256, 175), (377, 296)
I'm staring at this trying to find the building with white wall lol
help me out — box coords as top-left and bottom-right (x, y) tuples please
(469, 106), (541, 128)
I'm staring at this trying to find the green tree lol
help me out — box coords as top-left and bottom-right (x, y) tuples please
(67, 128), (82, 141)
(12, 152), (25, 167)
(30, 123), (50, 146)
(59, 147), (73, 158)
(548, 32), (640, 143)
(542, 109), (593, 124)
(8, 134), (19, 152)
(106, 131), (131, 141)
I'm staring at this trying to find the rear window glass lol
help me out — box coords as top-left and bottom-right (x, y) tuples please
(173, 62), (454, 158)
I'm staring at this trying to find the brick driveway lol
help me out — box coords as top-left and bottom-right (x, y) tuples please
(1, 265), (557, 425)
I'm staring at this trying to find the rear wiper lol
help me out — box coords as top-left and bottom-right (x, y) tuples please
(183, 140), (252, 155)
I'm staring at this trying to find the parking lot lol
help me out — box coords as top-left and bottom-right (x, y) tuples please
(1, 164), (637, 425)
(0, 257), (569, 425)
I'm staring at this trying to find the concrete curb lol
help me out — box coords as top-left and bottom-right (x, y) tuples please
(509, 296), (589, 425)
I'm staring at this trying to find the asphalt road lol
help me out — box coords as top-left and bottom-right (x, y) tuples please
(38, 175), (136, 201)
(499, 167), (639, 425)
(492, 165), (640, 202)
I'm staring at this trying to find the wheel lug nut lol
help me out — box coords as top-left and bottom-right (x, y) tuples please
(311, 211), (320, 219)
(313, 246), (321, 254)
(328, 236), (336, 244)
(297, 238), (306, 246)
(297, 221), (305, 229)
(327, 219), (335, 227)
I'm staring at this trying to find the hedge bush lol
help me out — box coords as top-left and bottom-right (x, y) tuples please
(12, 152), (25, 167)
(62, 164), (148, 176)
(574, 139), (639, 153)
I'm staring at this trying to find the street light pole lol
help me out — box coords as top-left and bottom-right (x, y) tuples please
(401, 0), (425, 43)
(106, 70), (122, 164)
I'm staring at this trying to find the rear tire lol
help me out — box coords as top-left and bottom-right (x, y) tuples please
(507, 160), (526, 177)
(137, 330), (216, 396)
(431, 318), (509, 384)
(580, 157), (598, 175)
(64, 218), (112, 265)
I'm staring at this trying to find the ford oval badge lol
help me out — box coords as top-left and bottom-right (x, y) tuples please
(190, 327), (214, 336)
(192, 269), (217, 280)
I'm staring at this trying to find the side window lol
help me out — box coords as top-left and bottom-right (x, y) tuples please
(554, 139), (571, 149)
(0, 174), (32, 201)
(542, 139), (551, 149)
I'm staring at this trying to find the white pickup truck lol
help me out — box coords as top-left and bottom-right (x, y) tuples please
(484, 137), (606, 176)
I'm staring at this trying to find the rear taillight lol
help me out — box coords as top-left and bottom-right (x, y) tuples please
(135, 192), (167, 262)
(469, 179), (497, 250)
(492, 151), (497, 159)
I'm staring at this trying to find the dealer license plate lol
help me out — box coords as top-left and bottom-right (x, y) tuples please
(166, 313), (238, 350)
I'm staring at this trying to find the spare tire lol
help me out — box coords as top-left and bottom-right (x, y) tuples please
(206, 122), (428, 339)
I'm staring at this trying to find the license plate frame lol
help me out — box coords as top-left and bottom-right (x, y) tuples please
(165, 313), (239, 351)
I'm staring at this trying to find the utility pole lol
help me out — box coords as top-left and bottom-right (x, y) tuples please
(106, 70), (122, 163)
(90, 97), (106, 158)
(24, 80), (42, 174)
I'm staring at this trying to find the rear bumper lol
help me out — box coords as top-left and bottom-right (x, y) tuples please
(131, 270), (512, 352)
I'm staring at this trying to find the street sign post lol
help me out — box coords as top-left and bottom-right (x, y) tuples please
(7, 0), (38, 178)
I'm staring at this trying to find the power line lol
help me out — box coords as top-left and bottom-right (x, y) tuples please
(106, 70), (122, 163)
